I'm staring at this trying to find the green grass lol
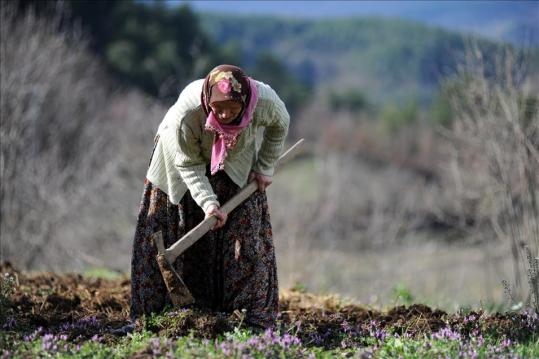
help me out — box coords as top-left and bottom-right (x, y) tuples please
(82, 267), (125, 280)
(271, 155), (319, 202)
(376, 335), (539, 359)
(3, 329), (538, 358)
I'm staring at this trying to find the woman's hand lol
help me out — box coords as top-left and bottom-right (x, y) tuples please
(249, 171), (273, 192)
(206, 204), (228, 229)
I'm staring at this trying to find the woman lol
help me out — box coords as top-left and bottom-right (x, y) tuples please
(130, 64), (289, 329)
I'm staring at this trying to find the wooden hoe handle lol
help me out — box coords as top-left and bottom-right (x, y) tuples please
(162, 139), (304, 264)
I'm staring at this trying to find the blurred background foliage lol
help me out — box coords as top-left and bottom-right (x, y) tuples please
(15, 0), (519, 123)
(16, 0), (314, 112)
(3, 0), (538, 310)
(14, 0), (538, 125)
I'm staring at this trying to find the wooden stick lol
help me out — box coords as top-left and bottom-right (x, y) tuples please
(163, 139), (305, 264)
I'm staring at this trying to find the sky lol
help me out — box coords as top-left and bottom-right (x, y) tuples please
(171, 1), (537, 20)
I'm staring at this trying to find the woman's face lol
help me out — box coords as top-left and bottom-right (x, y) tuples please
(209, 100), (243, 124)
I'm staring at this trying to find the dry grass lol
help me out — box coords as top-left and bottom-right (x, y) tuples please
(275, 237), (514, 311)
(442, 41), (539, 311)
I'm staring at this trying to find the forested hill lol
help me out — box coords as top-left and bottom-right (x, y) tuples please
(202, 14), (528, 105)
(16, 0), (536, 108)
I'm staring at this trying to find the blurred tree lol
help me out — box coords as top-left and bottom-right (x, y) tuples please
(98, 1), (213, 100)
(211, 41), (243, 67)
(379, 100), (419, 133)
(194, 40), (244, 80)
(67, 0), (124, 53)
(249, 52), (312, 117)
(429, 90), (453, 127)
(328, 89), (369, 113)
(16, 0), (216, 101)
(16, 0), (125, 53)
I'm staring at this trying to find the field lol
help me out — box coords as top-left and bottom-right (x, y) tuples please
(1, 3), (538, 358)
(1, 263), (537, 358)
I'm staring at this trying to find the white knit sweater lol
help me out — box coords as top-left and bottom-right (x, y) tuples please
(146, 79), (290, 212)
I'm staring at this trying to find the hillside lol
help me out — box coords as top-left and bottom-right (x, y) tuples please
(186, 1), (539, 47)
(202, 14), (533, 105)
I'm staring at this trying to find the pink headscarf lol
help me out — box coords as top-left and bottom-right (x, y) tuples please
(201, 65), (258, 174)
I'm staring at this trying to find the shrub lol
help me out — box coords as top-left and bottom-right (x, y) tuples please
(0, 3), (116, 268)
(444, 42), (539, 313)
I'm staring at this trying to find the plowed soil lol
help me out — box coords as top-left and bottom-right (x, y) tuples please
(1, 262), (535, 348)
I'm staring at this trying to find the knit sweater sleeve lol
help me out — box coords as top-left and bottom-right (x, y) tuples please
(252, 88), (290, 177)
(175, 111), (220, 213)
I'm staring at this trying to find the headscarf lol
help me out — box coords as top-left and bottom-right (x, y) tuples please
(201, 65), (258, 175)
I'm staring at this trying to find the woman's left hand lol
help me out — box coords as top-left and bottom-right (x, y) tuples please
(248, 171), (273, 192)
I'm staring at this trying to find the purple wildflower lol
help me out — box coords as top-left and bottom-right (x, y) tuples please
(373, 328), (388, 341)
(220, 342), (233, 356)
(81, 316), (100, 327)
(247, 336), (266, 351)
(322, 328), (333, 339)
(280, 333), (301, 349)
(463, 314), (477, 324)
(2, 316), (16, 330)
(501, 338), (512, 348)
(523, 310), (539, 331)
(432, 326), (461, 341)
(59, 316), (101, 333)
(341, 320), (352, 334)
(475, 334), (484, 346)
(23, 327), (43, 342)
(166, 308), (188, 317)
(309, 332), (323, 345)
(91, 334), (101, 342)
(264, 328), (277, 343)
(218, 328), (302, 357)
(41, 334), (58, 352)
(235, 342), (247, 352)
(150, 337), (161, 356)
(163, 338), (176, 359)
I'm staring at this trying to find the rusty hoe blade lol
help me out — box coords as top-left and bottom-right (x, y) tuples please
(153, 231), (195, 306)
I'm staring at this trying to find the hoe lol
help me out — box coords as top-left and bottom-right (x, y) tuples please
(153, 139), (305, 306)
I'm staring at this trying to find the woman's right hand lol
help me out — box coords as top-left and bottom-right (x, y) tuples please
(205, 204), (227, 229)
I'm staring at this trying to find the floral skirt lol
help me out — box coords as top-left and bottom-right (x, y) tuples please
(129, 170), (279, 328)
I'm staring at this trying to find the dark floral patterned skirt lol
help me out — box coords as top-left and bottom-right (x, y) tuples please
(130, 170), (279, 328)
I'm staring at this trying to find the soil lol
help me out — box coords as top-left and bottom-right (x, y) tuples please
(1, 262), (536, 348)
